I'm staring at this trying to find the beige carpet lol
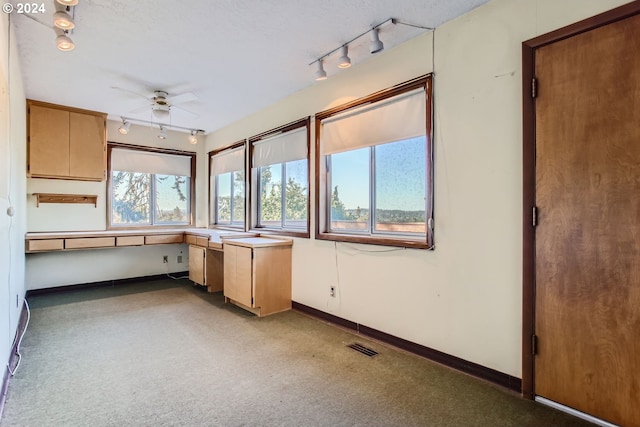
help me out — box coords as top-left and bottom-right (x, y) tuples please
(1, 279), (593, 427)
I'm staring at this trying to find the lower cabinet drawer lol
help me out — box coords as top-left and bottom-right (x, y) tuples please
(26, 239), (64, 252)
(65, 237), (116, 249)
(116, 236), (145, 246)
(145, 234), (184, 245)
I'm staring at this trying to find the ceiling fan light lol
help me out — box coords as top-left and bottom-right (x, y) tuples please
(56, 0), (79, 5)
(337, 46), (351, 69)
(53, 11), (75, 30)
(158, 126), (167, 140)
(188, 131), (198, 145)
(118, 120), (130, 135)
(369, 28), (384, 54)
(152, 104), (170, 119)
(56, 33), (75, 51)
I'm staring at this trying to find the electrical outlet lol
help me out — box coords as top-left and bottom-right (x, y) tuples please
(162, 255), (168, 263)
(329, 286), (336, 297)
(177, 255), (183, 263)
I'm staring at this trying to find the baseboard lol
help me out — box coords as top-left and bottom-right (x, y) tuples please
(292, 301), (522, 393)
(26, 272), (190, 297)
(1, 299), (30, 418)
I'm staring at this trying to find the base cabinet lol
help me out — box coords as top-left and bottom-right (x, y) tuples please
(188, 245), (224, 292)
(223, 237), (292, 317)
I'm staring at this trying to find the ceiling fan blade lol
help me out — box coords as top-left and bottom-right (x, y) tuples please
(129, 103), (152, 114)
(172, 104), (199, 118)
(167, 92), (198, 105)
(111, 86), (150, 101)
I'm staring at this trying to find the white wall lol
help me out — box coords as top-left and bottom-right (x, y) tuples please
(205, 0), (632, 377)
(24, 121), (207, 289)
(0, 13), (27, 374)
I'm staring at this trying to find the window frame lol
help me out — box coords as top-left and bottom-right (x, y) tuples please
(248, 117), (311, 238)
(208, 140), (248, 230)
(106, 142), (196, 230)
(314, 75), (433, 249)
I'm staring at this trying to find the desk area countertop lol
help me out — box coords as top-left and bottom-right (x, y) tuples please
(25, 228), (258, 253)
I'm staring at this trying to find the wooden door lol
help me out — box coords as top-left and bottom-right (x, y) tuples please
(69, 112), (105, 180)
(534, 13), (640, 426)
(28, 104), (69, 177)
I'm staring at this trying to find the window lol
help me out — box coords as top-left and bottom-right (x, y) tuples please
(315, 76), (433, 249)
(249, 118), (310, 237)
(210, 143), (246, 229)
(108, 144), (195, 227)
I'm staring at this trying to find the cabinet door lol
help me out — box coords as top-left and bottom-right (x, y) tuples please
(69, 112), (106, 180)
(28, 104), (69, 177)
(205, 249), (224, 292)
(224, 244), (253, 307)
(189, 245), (205, 285)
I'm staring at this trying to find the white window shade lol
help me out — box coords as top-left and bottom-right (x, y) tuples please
(252, 128), (307, 167)
(322, 88), (426, 155)
(211, 147), (245, 175)
(111, 148), (192, 176)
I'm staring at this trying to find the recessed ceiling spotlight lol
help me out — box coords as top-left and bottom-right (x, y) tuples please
(53, 11), (75, 30)
(56, 0), (79, 5)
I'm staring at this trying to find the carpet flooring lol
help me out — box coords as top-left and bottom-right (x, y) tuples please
(1, 279), (594, 427)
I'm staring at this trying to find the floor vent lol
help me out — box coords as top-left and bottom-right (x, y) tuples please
(347, 343), (378, 358)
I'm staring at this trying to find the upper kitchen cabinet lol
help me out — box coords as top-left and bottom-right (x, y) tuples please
(27, 100), (107, 181)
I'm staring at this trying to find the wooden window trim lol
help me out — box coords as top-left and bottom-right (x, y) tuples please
(314, 75), (434, 249)
(248, 117), (311, 238)
(106, 142), (196, 230)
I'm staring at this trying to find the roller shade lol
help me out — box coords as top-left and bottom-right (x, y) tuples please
(322, 88), (426, 155)
(111, 148), (192, 176)
(252, 128), (307, 167)
(211, 146), (245, 175)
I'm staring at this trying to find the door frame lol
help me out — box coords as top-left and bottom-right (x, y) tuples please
(521, 0), (640, 399)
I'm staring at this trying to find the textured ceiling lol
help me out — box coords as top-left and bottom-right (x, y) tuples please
(9, 0), (489, 134)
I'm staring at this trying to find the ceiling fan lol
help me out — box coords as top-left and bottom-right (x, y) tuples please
(112, 87), (199, 119)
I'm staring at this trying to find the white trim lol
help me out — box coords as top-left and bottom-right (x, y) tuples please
(535, 396), (619, 427)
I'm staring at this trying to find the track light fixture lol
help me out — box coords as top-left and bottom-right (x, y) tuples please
(337, 46), (351, 69)
(118, 117), (205, 144)
(53, 10), (75, 30)
(188, 130), (199, 145)
(158, 126), (167, 140)
(309, 18), (432, 81)
(55, 31), (75, 51)
(117, 119), (131, 135)
(369, 28), (384, 54)
(315, 60), (327, 81)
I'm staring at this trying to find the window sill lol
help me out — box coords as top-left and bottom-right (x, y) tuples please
(250, 228), (310, 239)
(315, 231), (432, 250)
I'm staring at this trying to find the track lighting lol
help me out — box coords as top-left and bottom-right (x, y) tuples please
(118, 119), (130, 135)
(309, 18), (432, 81)
(337, 46), (351, 69)
(188, 130), (198, 145)
(56, 32), (75, 51)
(53, 10), (75, 30)
(158, 126), (167, 140)
(56, 0), (79, 5)
(315, 60), (327, 81)
(369, 28), (384, 54)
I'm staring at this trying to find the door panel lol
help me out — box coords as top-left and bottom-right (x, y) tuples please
(535, 13), (640, 426)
